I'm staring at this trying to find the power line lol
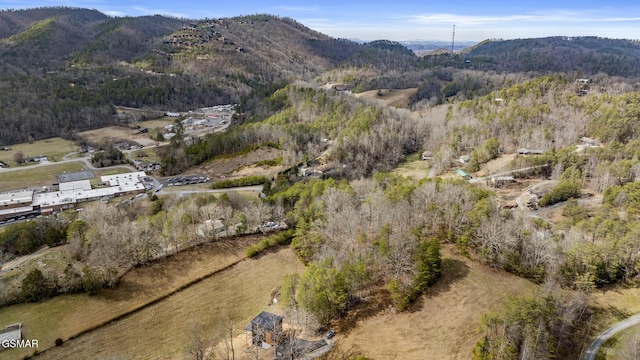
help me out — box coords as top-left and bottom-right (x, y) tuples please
(451, 25), (455, 57)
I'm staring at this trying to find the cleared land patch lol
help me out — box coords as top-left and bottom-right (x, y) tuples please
(0, 236), (264, 359)
(0, 137), (77, 167)
(336, 247), (539, 360)
(392, 152), (432, 179)
(355, 88), (418, 108)
(0, 162), (86, 192)
(78, 125), (143, 146)
(199, 147), (282, 179)
(36, 248), (305, 360)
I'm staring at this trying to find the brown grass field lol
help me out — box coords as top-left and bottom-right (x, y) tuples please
(138, 118), (174, 130)
(392, 152), (432, 179)
(0, 162), (87, 192)
(0, 236), (268, 359)
(36, 248), (304, 360)
(336, 246), (540, 360)
(354, 88), (418, 108)
(198, 147), (282, 179)
(78, 125), (142, 145)
(0, 137), (78, 167)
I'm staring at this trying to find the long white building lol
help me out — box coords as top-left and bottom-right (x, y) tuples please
(1, 172), (147, 219)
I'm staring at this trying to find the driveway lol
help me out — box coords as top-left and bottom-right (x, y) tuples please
(583, 313), (640, 360)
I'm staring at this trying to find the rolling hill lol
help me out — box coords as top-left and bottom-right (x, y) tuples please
(461, 36), (640, 76)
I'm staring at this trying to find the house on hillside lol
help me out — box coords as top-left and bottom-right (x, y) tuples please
(196, 219), (226, 237)
(246, 311), (283, 347)
(489, 176), (515, 187)
(517, 148), (544, 156)
(455, 169), (473, 180)
(24, 155), (48, 163)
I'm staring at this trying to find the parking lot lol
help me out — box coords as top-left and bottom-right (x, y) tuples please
(163, 175), (211, 187)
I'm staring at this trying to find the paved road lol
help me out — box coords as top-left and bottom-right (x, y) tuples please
(583, 313), (640, 360)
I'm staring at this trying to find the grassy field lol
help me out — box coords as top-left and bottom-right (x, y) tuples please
(129, 148), (162, 164)
(392, 152), (432, 180)
(0, 236), (266, 359)
(0, 162), (87, 192)
(138, 118), (174, 130)
(0, 137), (77, 167)
(336, 246), (539, 359)
(37, 248), (305, 360)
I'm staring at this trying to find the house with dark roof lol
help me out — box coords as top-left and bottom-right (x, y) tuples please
(246, 311), (283, 347)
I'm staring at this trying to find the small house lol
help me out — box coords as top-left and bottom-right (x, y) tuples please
(421, 151), (433, 161)
(196, 219), (226, 237)
(455, 169), (473, 180)
(489, 176), (515, 187)
(246, 311), (283, 347)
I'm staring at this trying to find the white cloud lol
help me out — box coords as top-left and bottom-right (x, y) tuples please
(130, 6), (189, 18)
(274, 5), (321, 12)
(102, 10), (127, 17)
(403, 9), (640, 26)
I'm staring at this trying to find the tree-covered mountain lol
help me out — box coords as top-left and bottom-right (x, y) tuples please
(3, 8), (640, 146)
(461, 36), (640, 76)
(0, 9), (416, 145)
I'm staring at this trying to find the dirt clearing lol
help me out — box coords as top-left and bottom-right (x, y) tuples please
(475, 153), (517, 177)
(335, 246), (539, 360)
(199, 147), (283, 179)
(355, 88), (418, 108)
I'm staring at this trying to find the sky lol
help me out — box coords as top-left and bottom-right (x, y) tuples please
(1, 0), (640, 42)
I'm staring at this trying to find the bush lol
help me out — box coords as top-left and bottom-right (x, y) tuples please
(538, 180), (581, 207)
(55, 338), (63, 346)
(22, 268), (54, 302)
(211, 175), (267, 189)
(245, 230), (294, 257)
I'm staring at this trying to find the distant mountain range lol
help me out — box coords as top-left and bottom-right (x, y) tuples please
(400, 40), (477, 53)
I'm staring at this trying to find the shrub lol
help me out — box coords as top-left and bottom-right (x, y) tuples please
(538, 180), (581, 207)
(22, 268), (54, 302)
(211, 175), (266, 189)
(55, 338), (63, 346)
(245, 230), (294, 258)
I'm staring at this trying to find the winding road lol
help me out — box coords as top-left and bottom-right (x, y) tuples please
(583, 313), (640, 360)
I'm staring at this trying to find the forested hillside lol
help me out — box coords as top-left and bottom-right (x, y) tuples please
(0, 9), (419, 145)
(463, 36), (640, 76)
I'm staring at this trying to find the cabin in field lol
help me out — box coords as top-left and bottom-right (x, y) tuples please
(246, 311), (283, 347)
